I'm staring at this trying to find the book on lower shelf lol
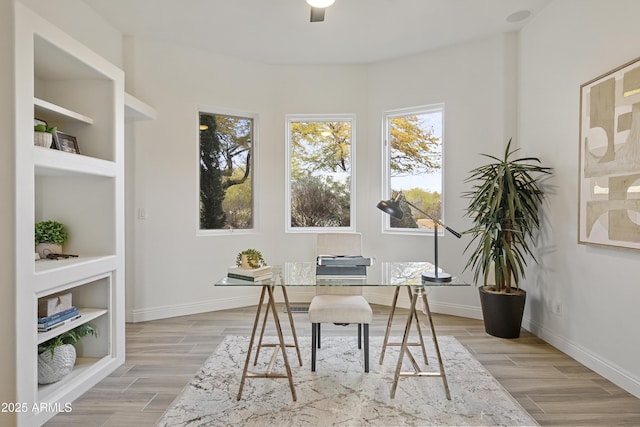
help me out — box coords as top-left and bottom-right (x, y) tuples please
(227, 265), (273, 281)
(38, 306), (81, 331)
(38, 314), (82, 332)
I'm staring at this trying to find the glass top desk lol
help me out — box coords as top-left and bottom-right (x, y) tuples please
(216, 261), (468, 401)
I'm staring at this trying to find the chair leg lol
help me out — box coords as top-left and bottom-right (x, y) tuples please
(311, 323), (317, 372)
(317, 323), (321, 349)
(364, 323), (369, 373)
(358, 324), (362, 349)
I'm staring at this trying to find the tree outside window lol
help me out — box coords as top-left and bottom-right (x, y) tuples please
(199, 110), (255, 230)
(383, 105), (444, 232)
(286, 115), (355, 231)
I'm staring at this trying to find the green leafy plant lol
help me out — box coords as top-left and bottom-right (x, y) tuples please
(34, 124), (57, 134)
(236, 248), (267, 269)
(38, 323), (97, 357)
(463, 139), (552, 293)
(35, 220), (68, 246)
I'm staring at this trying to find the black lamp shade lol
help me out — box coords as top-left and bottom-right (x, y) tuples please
(377, 199), (403, 220)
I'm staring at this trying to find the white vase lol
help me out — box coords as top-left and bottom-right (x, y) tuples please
(36, 243), (62, 258)
(34, 131), (53, 148)
(38, 344), (77, 384)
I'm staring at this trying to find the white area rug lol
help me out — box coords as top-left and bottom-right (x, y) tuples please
(157, 335), (538, 426)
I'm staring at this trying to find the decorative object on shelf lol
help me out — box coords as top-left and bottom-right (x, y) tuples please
(38, 292), (72, 317)
(34, 220), (68, 259)
(54, 131), (80, 154)
(579, 55), (640, 251)
(37, 323), (97, 384)
(377, 191), (462, 282)
(463, 139), (552, 338)
(235, 248), (267, 269)
(33, 121), (57, 148)
(45, 253), (79, 260)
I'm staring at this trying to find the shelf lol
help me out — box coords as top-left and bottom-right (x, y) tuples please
(37, 355), (113, 402)
(34, 97), (93, 125)
(34, 255), (116, 274)
(34, 145), (116, 177)
(34, 256), (117, 294)
(37, 308), (107, 344)
(15, 6), (125, 424)
(125, 92), (157, 121)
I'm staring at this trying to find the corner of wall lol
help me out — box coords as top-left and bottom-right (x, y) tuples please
(501, 31), (519, 146)
(1, 1), (17, 425)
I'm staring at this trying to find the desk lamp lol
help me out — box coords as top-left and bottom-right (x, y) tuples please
(377, 191), (462, 283)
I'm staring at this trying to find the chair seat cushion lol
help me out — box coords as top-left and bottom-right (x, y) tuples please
(308, 295), (373, 324)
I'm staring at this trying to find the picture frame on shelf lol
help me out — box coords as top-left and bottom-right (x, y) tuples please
(578, 55), (640, 251)
(54, 131), (80, 154)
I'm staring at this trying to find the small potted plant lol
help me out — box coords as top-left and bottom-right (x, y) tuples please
(34, 123), (57, 148)
(37, 323), (97, 384)
(35, 220), (68, 258)
(236, 248), (267, 269)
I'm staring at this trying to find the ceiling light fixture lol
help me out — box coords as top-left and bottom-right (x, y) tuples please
(506, 10), (531, 23)
(306, 0), (335, 8)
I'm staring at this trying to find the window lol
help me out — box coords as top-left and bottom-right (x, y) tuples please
(286, 114), (355, 231)
(199, 109), (256, 231)
(382, 104), (444, 233)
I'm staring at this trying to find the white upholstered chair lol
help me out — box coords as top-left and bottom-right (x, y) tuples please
(308, 233), (373, 372)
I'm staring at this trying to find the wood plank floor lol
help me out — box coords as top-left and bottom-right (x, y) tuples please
(45, 304), (640, 426)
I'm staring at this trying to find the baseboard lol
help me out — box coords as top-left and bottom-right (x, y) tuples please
(127, 289), (482, 323)
(366, 290), (483, 320)
(128, 295), (254, 323)
(523, 317), (640, 399)
(127, 288), (320, 323)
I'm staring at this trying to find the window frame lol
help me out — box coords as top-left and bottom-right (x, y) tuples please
(381, 104), (445, 236)
(197, 105), (260, 236)
(285, 113), (357, 233)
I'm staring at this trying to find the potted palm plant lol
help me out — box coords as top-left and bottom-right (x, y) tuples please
(463, 139), (552, 338)
(37, 323), (97, 384)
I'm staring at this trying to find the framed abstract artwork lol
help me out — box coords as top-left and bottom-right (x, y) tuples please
(579, 56), (640, 250)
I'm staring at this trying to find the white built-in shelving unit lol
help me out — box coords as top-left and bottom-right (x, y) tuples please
(14, 4), (130, 425)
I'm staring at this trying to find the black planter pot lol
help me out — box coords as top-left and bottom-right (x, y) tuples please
(478, 287), (526, 338)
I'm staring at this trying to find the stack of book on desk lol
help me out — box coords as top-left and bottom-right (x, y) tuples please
(315, 255), (374, 278)
(227, 265), (273, 282)
(38, 306), (81, 332)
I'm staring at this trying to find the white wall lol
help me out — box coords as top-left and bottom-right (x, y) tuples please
(519, 0), (640, 397)
(123, 37), (372, 319)
(123, 33), (516, 320)
(365, 33), (518, 314)
(1, 3), (16, 425)
(17, 0), (123, 68)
